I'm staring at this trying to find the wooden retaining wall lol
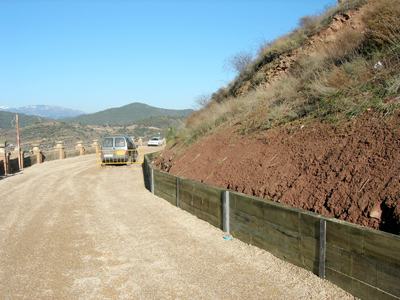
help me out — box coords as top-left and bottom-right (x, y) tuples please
(144, 156), (400, 300)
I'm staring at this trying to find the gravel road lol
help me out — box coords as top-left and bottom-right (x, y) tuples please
(0, 147), (357, 299)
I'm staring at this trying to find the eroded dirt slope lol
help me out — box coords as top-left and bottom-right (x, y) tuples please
(154, 112), (400, 234)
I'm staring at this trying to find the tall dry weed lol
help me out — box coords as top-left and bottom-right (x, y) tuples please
(273, 76), (301, 103)
(322, 27), (365, 64)
(308, 78), (339, 100)
(298, 15), (321, 34)
(176, 0), (400, 147)
(326, 65), (351, 88)
(388, 75), (400, 94)
(364, 0), (400, 48)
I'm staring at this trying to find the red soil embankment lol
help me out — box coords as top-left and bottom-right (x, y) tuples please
(154, 112), (400, 235)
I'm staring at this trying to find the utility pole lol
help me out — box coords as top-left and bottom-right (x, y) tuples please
(15, 114), (21, 170)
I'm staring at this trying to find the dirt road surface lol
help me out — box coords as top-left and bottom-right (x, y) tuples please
(0, 147), (356, 299)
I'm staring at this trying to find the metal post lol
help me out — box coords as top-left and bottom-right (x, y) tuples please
(176, 177), (180, 207)
(151, 168), (154, 195)
(319, 219), (327, 279)
(222, 191), (230, 233)
(15, 114), (22, 170)
(0, 141), (8, 175)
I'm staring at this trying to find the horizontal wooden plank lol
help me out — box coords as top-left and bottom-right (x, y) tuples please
(155, 178), (175, 191)
(327, 244), (400, 297)
(179, 178), (224, 205)
(154, 169), (176, 185)
(327, 219), (400, 268)
(230, 208), (300, 255)
(326, 268), (399, 300)
(178, 188), (221, 219)
(299, 211), (325, 239)
(230, 208), (301, 248)
(177, 178), (223, 219)
(231, 222), (318, 273)
(230, 208), (319, 272)
(229, 191), (266, 220)
(178, 188), (221, 208)
(155, 188), (176, 206)
(300, 235), (319, 268)
(155, 176), (176, 199)
(230, 191), (321, 236)
(179, 201), (221, 229)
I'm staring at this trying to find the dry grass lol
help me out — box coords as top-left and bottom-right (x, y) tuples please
(322, 27), (365, 64)
(364, 0), (400, 47)
(175, 0), (400, 146)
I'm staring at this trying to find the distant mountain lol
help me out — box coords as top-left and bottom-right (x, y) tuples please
(59, 102), (194, 125)
(0, 114), (184, 152)
(0, 105), (86, 119)
(0, 111), (54, 130)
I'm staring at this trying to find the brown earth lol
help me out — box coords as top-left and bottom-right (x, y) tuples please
(154, 111), (400, 235)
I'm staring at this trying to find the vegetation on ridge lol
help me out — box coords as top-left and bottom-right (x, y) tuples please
(59, 102), (193, 125)
(174, 0), (400, 146)
(0, 111), (53, 130)
(0, 103), (189, 151)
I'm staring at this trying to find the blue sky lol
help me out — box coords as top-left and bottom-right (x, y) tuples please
(1, 0), (335, 113)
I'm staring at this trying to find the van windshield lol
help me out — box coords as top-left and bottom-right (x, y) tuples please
(115, 138), (126, 147)
(103, 138), (113, 147)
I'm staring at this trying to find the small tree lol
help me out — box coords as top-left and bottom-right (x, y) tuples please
(194, 93), (212, 110)
(166, 126), (176, 144)
(223, 50), (254, 77)
(298, 15), (319, 33)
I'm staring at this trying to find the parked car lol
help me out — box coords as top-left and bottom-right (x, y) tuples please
(100, 135), (138, 163)
(148, 137), (164, 146)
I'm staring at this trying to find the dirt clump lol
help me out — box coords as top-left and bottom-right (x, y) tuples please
(154, 112), (400, 235)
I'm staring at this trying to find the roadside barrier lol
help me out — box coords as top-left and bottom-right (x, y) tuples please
(0, 140), (99, 176)
(97, 149), (144, 167)
(143, 154), (400, 300)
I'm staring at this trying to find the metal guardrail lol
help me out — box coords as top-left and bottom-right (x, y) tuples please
(96, 149), (144, 167)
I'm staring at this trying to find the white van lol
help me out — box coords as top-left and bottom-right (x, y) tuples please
(100, 135), (138, 163)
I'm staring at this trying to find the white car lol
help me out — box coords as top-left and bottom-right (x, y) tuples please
(148, 137), (164, 146)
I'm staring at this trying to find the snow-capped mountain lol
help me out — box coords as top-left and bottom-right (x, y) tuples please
(0, 105), (86, 119)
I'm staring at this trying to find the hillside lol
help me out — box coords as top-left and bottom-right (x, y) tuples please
(0, 105), (85, 119)
(0, 102), (190, 151)
(0, 111), (53, 130)
(153, 0), (400, 235)
(59, 102), (194, 125)
(0, 116), (184, 151)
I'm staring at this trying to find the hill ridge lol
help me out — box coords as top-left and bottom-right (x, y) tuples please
(59, 102), (194, 125)
(153, 0), (400, 235)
